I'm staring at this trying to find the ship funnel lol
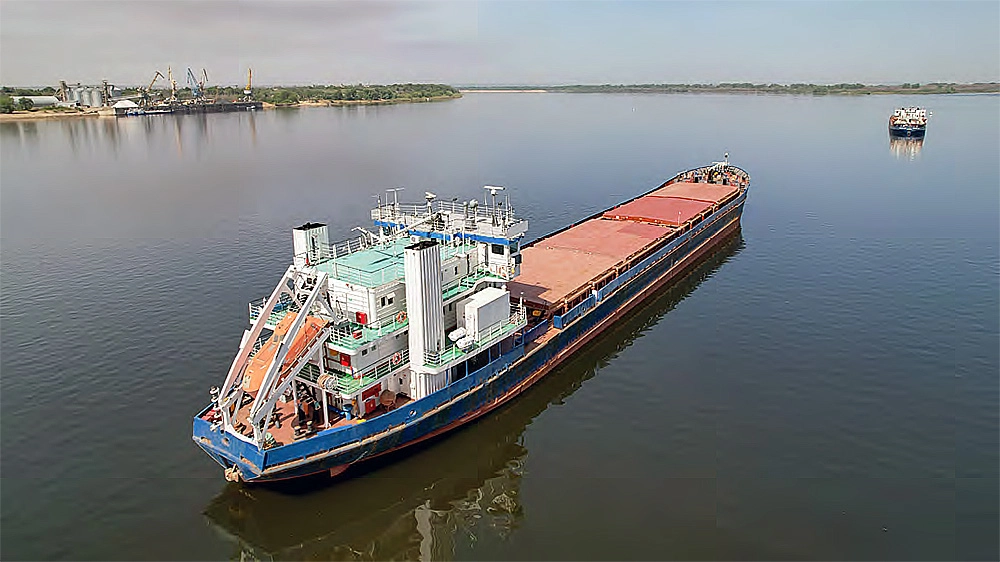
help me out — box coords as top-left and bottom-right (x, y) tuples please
(404, 240), (447, 399)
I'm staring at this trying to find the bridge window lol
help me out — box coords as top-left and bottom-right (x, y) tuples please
(491, 243), (505, 255)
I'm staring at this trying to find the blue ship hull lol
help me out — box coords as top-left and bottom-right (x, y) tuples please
(889, 125), (926, 138)
(194, 177), (748, 483)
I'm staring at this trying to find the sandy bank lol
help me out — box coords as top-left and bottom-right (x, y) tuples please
(0, 110), (101, 122)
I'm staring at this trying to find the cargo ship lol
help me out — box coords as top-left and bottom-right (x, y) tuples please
(889, 107), (928, 137)
(192, 157), (750, 483)
(204, 235), (743, 559)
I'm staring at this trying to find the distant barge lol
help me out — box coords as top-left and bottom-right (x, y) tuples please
(193, 157), (750, 483)
(118, 100), (261, 117)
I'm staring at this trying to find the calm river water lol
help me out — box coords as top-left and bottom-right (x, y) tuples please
(1, 93), (997, 561)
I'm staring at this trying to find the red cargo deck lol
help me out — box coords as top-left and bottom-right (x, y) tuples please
(508, 218), (671, 307)
(603, 196), (713, 227)
(648, 181), (737, 203)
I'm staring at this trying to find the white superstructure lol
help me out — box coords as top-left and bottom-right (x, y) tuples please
(211, 187), (529, 448)
(890, 107), (929, 127)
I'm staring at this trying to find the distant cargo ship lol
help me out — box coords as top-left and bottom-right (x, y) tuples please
(120, 100), (261, 117)
(193, 157), (750, 483)
(889, 107), (928, 137)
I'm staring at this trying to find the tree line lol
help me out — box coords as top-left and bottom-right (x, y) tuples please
(249, 83), (460, 105)
(467, 82), (998, 95)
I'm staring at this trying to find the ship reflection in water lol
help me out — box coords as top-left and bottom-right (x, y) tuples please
(204, 233), (745, 561)
(889, 134), (925, 160)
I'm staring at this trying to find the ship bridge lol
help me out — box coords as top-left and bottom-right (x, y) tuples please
(370, 189), (528, 246)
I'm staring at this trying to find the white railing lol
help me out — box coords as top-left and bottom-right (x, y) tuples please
(248, 295), (299, 325)
(340, 347), (411, 392)
(423, 304), (527, 367)
(371, 200), (525, 234)
(293, 237), (371, 266)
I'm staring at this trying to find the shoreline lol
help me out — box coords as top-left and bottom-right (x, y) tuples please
(0, 110), (101, 122)
(277, 93), (462, 108)
(461, 84), (1000, 96)
(0, 94), (463, 122)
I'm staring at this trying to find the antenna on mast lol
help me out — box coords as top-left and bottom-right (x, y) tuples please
(385, 187), (404, 211)
(484, 185), (505, 225)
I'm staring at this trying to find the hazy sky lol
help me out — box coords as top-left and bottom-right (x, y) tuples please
(1, 0), (997, 87)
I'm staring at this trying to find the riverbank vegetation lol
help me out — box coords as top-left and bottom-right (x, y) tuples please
(0, 83), (461, 113)
(247, 83), (461, 105)
(465, 82), (999, 95)
(160, 83), (461, 106)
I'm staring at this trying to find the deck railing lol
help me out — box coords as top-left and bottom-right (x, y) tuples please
(248, 295), (300, 327)
(318, 261), (404, 288)
(441, 268), (498, 301)
(329, 348), (410, 395)
(423, 304), (527, 368)
(372, 201), (519, 227)
(328, 314), (409, 349)
(301, 239), (478, 288)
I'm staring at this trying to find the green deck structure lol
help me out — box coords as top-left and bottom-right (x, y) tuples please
(313, 239), (478, 288)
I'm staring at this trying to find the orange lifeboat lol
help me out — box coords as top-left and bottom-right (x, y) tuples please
(242, 313), (327, 394)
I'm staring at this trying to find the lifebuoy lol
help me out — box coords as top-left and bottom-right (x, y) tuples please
(392, 352), (403, 365)
(396, 311), (407, 323)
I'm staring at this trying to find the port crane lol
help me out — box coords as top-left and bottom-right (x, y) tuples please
(242, 68), (253, 101)
(186, 67), (203, 101)
(200, 68), (211, 100)
(167, 66), (179, 102)
(139, 70), (165, 107)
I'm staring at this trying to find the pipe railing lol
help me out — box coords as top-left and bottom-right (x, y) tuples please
(423, 305), (527, 367)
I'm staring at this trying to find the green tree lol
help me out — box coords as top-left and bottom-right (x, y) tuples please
(16, 97), (33, 110)
(0, 95), (15, 113)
